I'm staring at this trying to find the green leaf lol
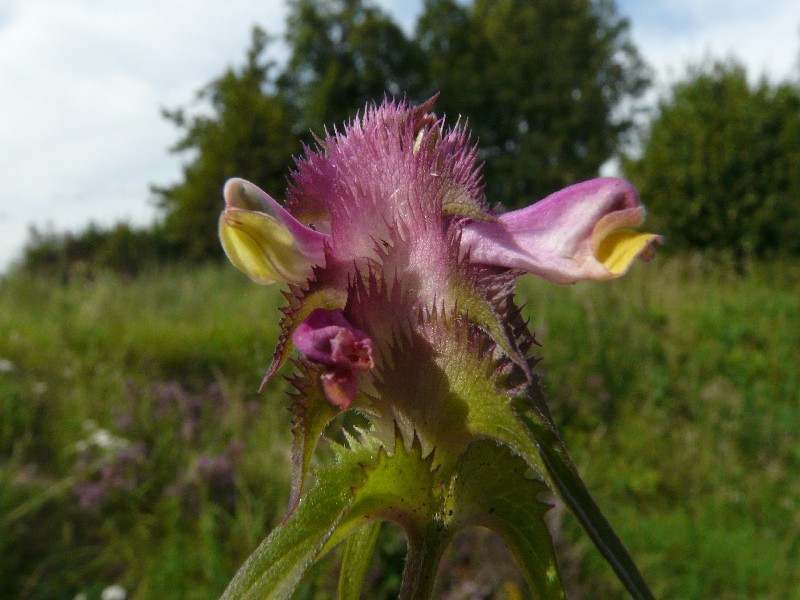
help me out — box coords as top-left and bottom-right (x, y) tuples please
(338, 521), (382, 600)
(370, 311), (545, 477)
(221, 436), (372, 600)
(512, 395), (655, 600)
(446, 439), (564, 599)
(223, 431), (441, 600)
(323, 430), (439, 552)
(449, 272), (529, 375)
(327, 431), (444, 600)
(287, 362), (340, 515)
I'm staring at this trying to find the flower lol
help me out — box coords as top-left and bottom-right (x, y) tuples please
(460, 177), (661, 284)
(291, 308), (375, 409)
(219, 98), (660, 409)
(100, 585), (127, 600)
(219, 178), (326, 285)
(219, 97), (659, 599)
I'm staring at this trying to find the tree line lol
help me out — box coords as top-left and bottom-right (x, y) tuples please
(626, 60), (800, 262)
(18, 0), (800, 277)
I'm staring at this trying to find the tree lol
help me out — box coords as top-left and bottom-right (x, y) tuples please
(151, 0), (651, 262)
(279, 0), (428, 136)
(19, 222), (170, 279)
(153, 2), (429, 262)
(625, 60), (800, 260)
(416, 0), (650, 209)
(154, 28), (300, 261)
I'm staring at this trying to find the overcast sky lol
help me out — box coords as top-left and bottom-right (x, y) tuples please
(1, 0), (798, 271)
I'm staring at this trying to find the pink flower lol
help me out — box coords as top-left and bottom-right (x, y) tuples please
(291, 308), (375, 409)
(219, 98), (660, 409)
(460, 178), (661, 284)
(219, 98), (659, 600)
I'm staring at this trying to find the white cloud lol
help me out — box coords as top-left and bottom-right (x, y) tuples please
(619, 0), (800, 88)
(0, 0), (288, 270)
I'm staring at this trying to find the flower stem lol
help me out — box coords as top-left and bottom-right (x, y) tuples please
(399, 524), (448, 600)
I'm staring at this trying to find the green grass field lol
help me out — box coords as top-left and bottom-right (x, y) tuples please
(1, 256), (798, 599)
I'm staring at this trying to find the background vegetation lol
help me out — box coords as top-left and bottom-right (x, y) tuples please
(5, 0), (800, 597)
(2, 259), (798, 598)
(625, 59), (800, 264)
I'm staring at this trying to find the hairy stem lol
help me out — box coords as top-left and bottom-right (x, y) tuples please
(398, 524), (448, 600)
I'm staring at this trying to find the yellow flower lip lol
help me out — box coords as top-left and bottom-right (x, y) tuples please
(219, 209), (304, 285)
(595, 229), (662, 275)
(591, 206), (663, 276)
(219, 179), (327, 285)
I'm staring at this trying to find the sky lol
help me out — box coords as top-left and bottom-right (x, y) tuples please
(1, 0), (798, 272)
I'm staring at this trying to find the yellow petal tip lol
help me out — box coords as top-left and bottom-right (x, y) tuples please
(596, 230), (662, 276)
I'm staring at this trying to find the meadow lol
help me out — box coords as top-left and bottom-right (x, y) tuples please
(1, 256), (798, 599)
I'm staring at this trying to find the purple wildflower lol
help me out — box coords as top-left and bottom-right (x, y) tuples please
(291, 308), (375, 408)
(220, 98), (660, 411)
(218, 97), (659, 599)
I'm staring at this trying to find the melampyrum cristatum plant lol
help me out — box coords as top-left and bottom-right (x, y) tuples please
(217, 97), (661, 599)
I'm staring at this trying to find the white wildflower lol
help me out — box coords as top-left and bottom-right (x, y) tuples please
(101, 584), (127, 600)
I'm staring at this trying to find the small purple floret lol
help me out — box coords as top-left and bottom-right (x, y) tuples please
(292, 308), (375, 408)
